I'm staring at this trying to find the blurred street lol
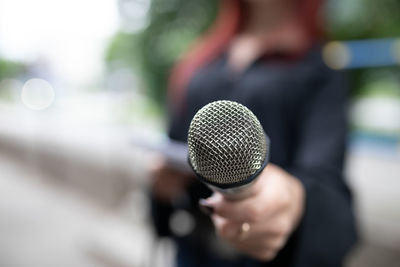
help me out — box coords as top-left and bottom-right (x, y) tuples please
(0, 153), (105, 267)
(0, 110), (399, 266)
(0, 104), (165, 267)
(345, 148), (400, 266)
(0, 153), (160, 267)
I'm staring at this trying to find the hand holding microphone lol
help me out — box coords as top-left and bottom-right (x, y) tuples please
(187, 100), (305, 261)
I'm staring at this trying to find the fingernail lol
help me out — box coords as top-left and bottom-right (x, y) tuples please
(199, 199), (214, 215)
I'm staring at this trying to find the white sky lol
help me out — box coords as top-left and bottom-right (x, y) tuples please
(0, 0), (119, 85)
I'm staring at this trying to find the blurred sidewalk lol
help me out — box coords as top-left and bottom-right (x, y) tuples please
(0, 152), (157, 267)
(0, 105), (173, 267)
(345, 143), (400, 266)
(0, 105), (399, 266)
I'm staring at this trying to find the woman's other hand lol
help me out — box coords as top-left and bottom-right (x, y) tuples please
(149, 155), (194, 202)
(200, 164), (305, 261)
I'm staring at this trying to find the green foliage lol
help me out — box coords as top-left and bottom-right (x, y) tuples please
(0, 59), (25, 80)
(105, 32), (140, 70)
(351, 67), (400, 99)
(326, 0), (400, 40)
(105, 0), (217, 110)
(0, 59), (26, 102)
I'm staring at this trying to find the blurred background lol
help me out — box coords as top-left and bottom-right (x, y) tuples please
(0, 0), (399, 266)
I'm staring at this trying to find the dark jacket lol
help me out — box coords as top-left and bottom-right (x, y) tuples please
(151, 45), (357, 267)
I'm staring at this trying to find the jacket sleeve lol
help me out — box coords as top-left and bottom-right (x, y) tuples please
(286, 69), (358, 267)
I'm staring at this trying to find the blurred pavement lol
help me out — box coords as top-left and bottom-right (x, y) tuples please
(0, 106), (399, 267)
(0, 152), (157, 267)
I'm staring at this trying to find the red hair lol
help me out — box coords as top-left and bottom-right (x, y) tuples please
(168, 0), (323, 112)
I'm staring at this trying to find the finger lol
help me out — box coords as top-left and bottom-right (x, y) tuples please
(229, 231), (284, 261)
(211, 214), (239, 240)
(205, 192), (274, 223)
(212, 215), (288, 262)
(212, 214), (281, 242)
(243, 247), (279, 262)
(205, 169), (292, 222)
(204, 193), (253, 222)
(225, 230), (280, 262)
(246, 210), (292, 236)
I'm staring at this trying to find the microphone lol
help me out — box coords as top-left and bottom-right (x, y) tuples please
(187, 100), (270, 200)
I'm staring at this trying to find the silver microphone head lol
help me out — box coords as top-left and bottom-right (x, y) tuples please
(188, 100), (270, 190)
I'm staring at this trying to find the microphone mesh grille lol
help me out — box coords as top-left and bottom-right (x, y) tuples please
(188, 100), (267, 185)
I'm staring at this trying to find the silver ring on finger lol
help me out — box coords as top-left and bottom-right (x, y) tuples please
(238, 222), (251, 241)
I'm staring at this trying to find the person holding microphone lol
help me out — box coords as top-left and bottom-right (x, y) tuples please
(150, 0), (357, 266)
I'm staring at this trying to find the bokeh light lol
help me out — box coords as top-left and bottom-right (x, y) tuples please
(322, 41), (351, 70)
(21, 78), (55, 110)
(169, 210), (195, 237)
